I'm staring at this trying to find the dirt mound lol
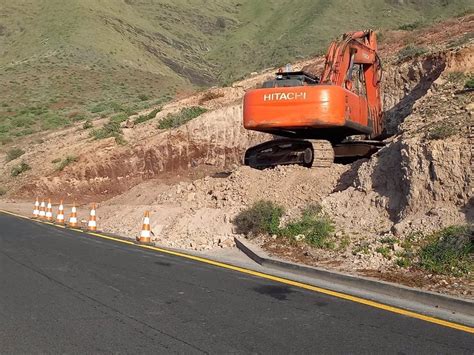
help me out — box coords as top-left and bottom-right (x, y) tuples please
(97, 164), (347, 251)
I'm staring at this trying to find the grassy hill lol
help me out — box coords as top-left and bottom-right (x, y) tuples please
(0, 0), (471, 144)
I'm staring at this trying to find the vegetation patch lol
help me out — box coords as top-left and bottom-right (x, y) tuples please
(418, 225), (472, 276)
(397, 45), (428, 62)
(110, 112), (129, 123)
(0, 187), (6, 196)
(56, 155), (78, 172)
(137, 94), (150, 101)
(158, 106), (207, 129)
(234, 202), (336, 249)
(11, 162), (31, 177)
(375, 246), (391, 259)
(397, 21), (423, 31)
(82, 119), (93, 129)
(465, 76), (474, 89)
(198, 91), (224, 105)
(90, 120), (122, 140)
(134, 108), (161, 125)
(279, 204), (335, 249)
(5, 148), (25, 162)
(427, 122), (457, 140)
(233, 200), (284, 238)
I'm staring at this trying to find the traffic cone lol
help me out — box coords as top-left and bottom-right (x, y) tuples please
(33, 198), (40, 218)
(45, 199), (53, 221)
(56, 200), (65, 224)
(139, 211), (152, 243)
(88, 204), (97, 231)
(39, 200), (46, 219)
(69, 202), (78, 227)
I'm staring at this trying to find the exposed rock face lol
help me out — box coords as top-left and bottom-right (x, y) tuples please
(382, 53), (447, 135)
(323, 45), (473, 237)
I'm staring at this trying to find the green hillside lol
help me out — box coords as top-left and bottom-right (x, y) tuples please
(0, 0), (471, 143)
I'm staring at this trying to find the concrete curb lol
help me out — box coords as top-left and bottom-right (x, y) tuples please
(235, 237), (474, 324)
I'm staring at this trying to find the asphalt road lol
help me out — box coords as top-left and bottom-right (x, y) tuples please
(0, 213), (472, 354)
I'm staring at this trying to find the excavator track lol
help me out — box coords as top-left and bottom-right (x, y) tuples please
(309, 140), (334, 168)
(244, 139), (335, 169)
(244, 139), (384, 169)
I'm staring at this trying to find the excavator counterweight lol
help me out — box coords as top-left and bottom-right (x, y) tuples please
(243, 30), (384, 169)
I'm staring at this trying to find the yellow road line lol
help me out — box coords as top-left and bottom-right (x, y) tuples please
(1, 209), (473, 334)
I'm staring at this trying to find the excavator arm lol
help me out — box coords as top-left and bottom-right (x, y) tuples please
(321, 30), (383, 137)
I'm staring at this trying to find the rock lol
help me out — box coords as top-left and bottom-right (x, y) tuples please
(122, 119), (135, 128)
(465, 103), (474, 112)
(294, 234), (305, 242)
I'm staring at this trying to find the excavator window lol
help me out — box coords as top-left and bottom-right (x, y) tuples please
(262, 71), (320, 88)
(346, 64), (366, 97)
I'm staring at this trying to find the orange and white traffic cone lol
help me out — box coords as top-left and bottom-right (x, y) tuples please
(33, 198), (40, 218)
(139, 211), (152, 243)
(69, 202), (78, 227)
(45, 199), (53, 221)
(56, 200), (65, 224)
(39, 200), (46, 219)
(88, 204), (97, 231)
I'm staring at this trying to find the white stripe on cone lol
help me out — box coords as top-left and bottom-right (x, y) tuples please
(33, 199), (40, 217)
(57, 203), (65, 222)
(140, 229), (151, 238)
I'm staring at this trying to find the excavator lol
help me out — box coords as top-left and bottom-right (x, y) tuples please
(243, 30), (384, 168)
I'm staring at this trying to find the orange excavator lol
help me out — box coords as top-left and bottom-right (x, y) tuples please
(243, 30), (384, 168)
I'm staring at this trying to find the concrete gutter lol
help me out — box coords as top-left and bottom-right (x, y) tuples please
(235, 237), (474, 327)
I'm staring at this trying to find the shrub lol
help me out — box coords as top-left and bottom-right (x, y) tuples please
(397, 22), (422, 31)
(138, 94), (150, 101)
(90, 120), (122, 140)
(418, 225), (472, 276)
(11, 162), (31, 177)
(380, 236), (397, 245)
(427, 122), (457, 140)
(6, 148), (25, 162)
(68, 111), (87, 121)
(233, 200), (284, 238)
(0, 187), (6, 196)
(110, 112), (128, 123)
(465, 77), (474, 89)
(158, 106), (207, 129)
(279, 204), (335, 248)
(396, 257), (411, 268)
(134, 108), (161, 124)
(56, 155), (78, 171)
(90, 103), (107, 113)
(198, 91), (224, 105)
(397, 45), (427, 62)
(83, 119), (93, 129)
(376, 246), (391, 259)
